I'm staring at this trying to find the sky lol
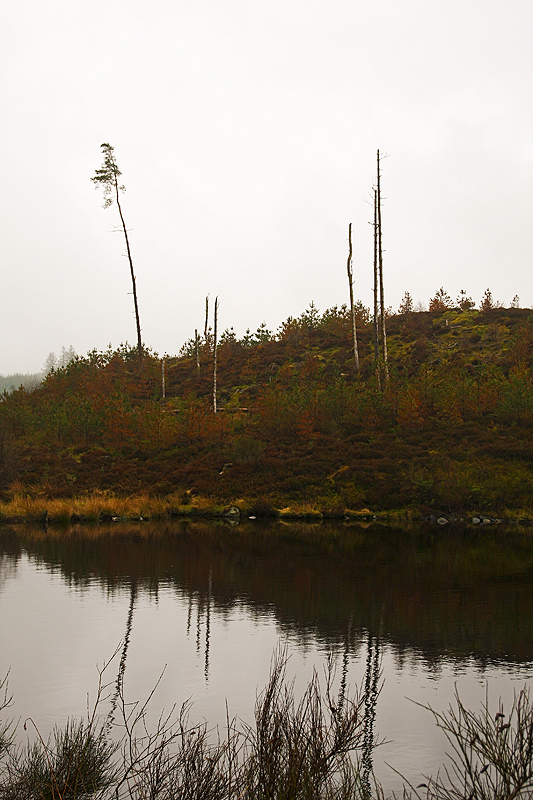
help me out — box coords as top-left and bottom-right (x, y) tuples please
(1, 0), (533, 375)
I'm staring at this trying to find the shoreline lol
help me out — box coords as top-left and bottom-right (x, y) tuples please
(0, 492), (532, 527)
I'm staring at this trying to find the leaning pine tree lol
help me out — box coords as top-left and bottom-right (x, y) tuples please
(91, 143), (143, 358)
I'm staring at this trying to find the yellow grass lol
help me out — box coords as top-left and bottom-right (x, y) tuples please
(278, 504), (324, 519)
(0, 488), (250, 524)
(0, 490), (176, 523)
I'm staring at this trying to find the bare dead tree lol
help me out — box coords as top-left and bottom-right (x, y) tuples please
(376, 150), (389, 386)
(91, 144), (143, 359)
(195, 328), (200, 380)
(346, 223), (360, 372)
(372, 188), (380, 387)
(204, 296), (210, 352)
(213, 297), (218, 414)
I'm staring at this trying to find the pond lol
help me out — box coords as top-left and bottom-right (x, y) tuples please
(1, 519), (533, 796)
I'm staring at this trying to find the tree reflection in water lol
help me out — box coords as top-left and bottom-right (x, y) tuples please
(362, 632), (381, 798)
(108, 579), (137, 731)
(1, 520), (533, 796)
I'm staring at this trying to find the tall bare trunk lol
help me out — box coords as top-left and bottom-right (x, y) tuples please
(195, 328), (200, 380)
(213, 297), (218, 414)
(376, 150), (389, 386)
(114, 182), (142, 359)
(373, 188), (380, 386)
(204, 296), (209, 352)
(346, 223), (360, 372)
(161, 358), (166, 399)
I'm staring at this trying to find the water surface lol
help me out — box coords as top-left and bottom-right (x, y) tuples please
(1, 519), (532, 795)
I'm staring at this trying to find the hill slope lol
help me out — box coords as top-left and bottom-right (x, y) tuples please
(1, 305), (533, 515)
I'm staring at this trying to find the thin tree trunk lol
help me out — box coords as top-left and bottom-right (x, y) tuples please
(195, 328), (200, 380)
(213, 297), (218, 414)
(347, 223), (360, 372)
(373, 188), (380, 386)
(376, 150), (389, 386)
(161, 358), (166, 399)
(204, 296), (209, 353)
(114, 181), (142, 358)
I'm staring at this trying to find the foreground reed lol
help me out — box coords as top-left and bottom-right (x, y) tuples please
(1, 654), (533, 799)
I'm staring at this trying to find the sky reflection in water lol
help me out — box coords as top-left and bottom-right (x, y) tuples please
(1, 520), (532, 795)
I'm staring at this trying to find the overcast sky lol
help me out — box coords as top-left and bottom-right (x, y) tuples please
(1, 0), (532, 374)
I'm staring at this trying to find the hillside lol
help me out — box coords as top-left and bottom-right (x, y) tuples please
(1, 304), (533, 517)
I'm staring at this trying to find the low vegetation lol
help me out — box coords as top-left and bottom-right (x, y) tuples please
(2, 653), (533, 799)
(1, 303), (533, 518)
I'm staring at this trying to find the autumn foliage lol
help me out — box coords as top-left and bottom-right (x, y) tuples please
(2, 305), (533, 514)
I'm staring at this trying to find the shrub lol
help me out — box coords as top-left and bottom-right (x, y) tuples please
(417, 687), (533, 800)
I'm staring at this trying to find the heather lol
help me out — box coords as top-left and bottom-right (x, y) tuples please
(1, 304), (533, 518)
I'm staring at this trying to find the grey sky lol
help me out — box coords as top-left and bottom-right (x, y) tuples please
(1, 0), (532, 374)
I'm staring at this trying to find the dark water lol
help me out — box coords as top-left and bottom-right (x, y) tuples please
(1, 519), (533, 794)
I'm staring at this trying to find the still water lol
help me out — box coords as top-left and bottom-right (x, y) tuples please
(1, 519), (533, 795)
